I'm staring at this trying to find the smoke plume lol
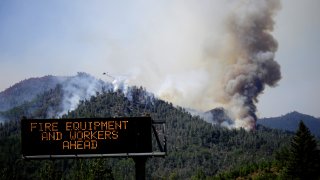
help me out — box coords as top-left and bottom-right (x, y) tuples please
(218, 0), (282, 130)
(58, 73), (139, 117)
(0, 1), (283, 130)
(99, 0), (282, 130)
(58, 73), (111, 116)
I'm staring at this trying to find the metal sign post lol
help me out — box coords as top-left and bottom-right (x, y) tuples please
(132, 120), (166, 180)
(133, 156), (147, 180)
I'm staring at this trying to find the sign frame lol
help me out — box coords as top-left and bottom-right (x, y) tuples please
(21, 117), (166, 159)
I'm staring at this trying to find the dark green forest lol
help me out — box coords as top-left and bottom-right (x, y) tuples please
(0, 85), (318, 179)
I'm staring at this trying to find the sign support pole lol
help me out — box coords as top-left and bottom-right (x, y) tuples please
(133, 156), (147, 180)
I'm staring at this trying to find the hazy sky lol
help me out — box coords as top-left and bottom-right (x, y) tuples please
(0, 0), (319, 118)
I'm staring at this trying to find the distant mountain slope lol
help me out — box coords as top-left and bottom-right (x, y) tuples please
(258, 111), (320, 137)
(1, 84), (64, 120)
(206, 107), (232, 125)
(0, 73), (114, 117)
(0, 75), (65, 111)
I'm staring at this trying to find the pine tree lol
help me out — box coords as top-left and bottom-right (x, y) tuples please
(284, 121), (320, 180)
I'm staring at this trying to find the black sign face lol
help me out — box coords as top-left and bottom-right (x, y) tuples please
(21, 117), (152, 157)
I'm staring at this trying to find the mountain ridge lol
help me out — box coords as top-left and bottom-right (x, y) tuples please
(1, 73), (318, 138)
(0, 73), (114, 118)
(257, 111), (320, 137)
(0, 75), (66, 112)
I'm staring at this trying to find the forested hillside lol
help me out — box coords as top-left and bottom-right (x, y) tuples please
(0, 85), (293, 179)
(0, 84), (64, 120)
(0, 73), (111, 119)
(0, 75), (64, 112)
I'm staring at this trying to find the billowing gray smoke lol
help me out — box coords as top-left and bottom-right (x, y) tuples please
(218, 0), (281, 130)
(97, 0), (283, 130)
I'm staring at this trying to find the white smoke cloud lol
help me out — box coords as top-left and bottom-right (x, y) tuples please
(105, 1), (230, 110)
(104, 0), (282, 130)
(112, 75), (130, 94)
(58, 73), (113, 116)
(57, 72), (138, 117)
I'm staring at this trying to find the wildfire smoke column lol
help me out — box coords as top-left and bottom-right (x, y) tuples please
(219, 0), (282, 130)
